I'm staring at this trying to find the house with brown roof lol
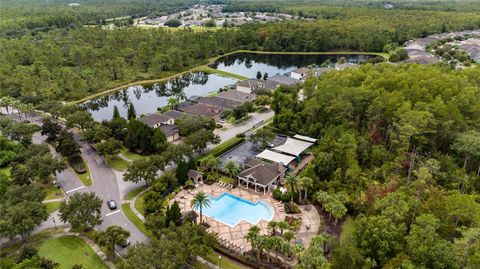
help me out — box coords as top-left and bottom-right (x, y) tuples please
(160, 110), (190, 120)
(159, 125), (180, 142)
(236, 79), (278, 93)
(177, 102), (222, 120)
(195, 96), (242, 110)
(217, 90), (256, 103)
(237, 157), (286, 194)
(138, 114), (174, 128)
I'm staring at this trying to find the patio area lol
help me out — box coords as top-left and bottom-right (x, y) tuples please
(172, 184), (286, 252)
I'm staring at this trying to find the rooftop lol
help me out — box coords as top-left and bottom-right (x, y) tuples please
(272, 137), (314, 157)
(267, 74), (300, 86)
(138, 114), (171, 127)
(161, 110), (190, 120)
(292, 67), (309, 74)
(159, 124), (179, 137)
(239, 157), (285, 186)
(256, 149), (296, 165)
(195, 96), (242, 110)
(177, 103), (222, 118)
(217, 90), (256, 103)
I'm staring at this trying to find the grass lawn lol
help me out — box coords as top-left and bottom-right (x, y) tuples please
(195, 66), (248, 81)
(125, 186), (146, 200)
(121, 203), (153, 238)
(203, 251), (247, 269)
(45, 201), (62, 214)
(105, 156), (129, 171)
(134, 191), (146, 216)
(199, 137), (245, 162)
(74, 157), (92, 186)
(43, 184), (65, 200)
(38, 235), (108, 269)
(120, 148), (149, 161)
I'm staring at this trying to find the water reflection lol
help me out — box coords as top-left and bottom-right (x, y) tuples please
(84, 72), (236, 121)
(211, 53), (372, 78)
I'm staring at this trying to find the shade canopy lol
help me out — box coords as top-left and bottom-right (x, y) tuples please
(256, 149), (296, 165)
(293, 134), (318, 143)
(272, 137), (314, 157)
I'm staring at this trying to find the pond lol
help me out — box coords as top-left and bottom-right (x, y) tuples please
(211, 52), (373, 78)
(84, 72), (237, 121)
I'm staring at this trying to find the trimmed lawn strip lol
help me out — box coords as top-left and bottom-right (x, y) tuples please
(203, 251), (246, 269)
(106, 156), (129, 171)
(120, 148), (149, 161)
(125, 186), (146, 200)
(199, 137), (245, 162)
(121, 204), (153, 238)
(74, 156), (92, 186)
(38, 235), (108, 269)
(195, 65), (248, 81)
(45, 201), (62, 214)
(43, 184), (65, 200)
(1, 228), (60, 255)
(134, 191), (146, 216)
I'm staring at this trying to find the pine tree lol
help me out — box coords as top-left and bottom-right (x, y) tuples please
(127, 103), (136, 119)
(113, 105), (120, 119)
(256, 71), (262, 80)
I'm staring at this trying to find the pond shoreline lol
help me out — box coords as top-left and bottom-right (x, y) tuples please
(68, 50), (388, 105)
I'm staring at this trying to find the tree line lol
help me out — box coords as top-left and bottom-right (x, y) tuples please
(271, 63), (480, 268)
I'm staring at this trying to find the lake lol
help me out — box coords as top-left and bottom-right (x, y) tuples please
(211, 52), (373, 78)
(84, 72), (237, 121)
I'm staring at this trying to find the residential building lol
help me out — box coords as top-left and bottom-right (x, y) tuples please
(177, 102), (222, 120)
(159, 124), (180, 142)
(217, 90), (256, 103)
(237, 157), (286, 194)
(236, 79), (278, 93)
(267, 74), (300, 86)
(161, 110), (190, 120)
(290, 67), (310, 80)
(195, 96), (242, 110)
(138, 114), (174, 128)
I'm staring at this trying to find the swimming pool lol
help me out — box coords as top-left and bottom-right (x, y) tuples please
(198, 193), (274, 227)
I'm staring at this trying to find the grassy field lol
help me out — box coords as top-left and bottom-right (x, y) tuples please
(38, 236), (108, 269)
(134, 191), (146, 216)
(45, 201), (62, 214)
(120, 148), (149, 161)
(74, 157), (92, 186)
(43, 184), (65, 200)
(195, 66), (248, 80)
(121, 203), (153, 238)
(125, 186), (146, 200)
(198, 137), (245, 162)
(203, 251), (247, 269)
(105, 156), (129, 171)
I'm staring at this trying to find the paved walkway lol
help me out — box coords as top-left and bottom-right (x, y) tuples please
(295, 205), (321, 248)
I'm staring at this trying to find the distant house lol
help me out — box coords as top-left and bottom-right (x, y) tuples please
(237, 157), (286, 194)
(335, 63), (356, 70)
(217, 90), (256, 103)
(138, 114), (174, 128)
(290, 67), (310, 80)
(236, 79), (278, 93)
(267, 74), (300, 86)
(177, 102), (222, 120)
(159, 125), (180, 142)
(194, 96), (242, 110)
(384, 3), (394, 9)
(313, 67), (333, 76)
(161, 110), (190, 120)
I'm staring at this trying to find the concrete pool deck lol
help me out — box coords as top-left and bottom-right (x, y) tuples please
(172, 184), (286, 251)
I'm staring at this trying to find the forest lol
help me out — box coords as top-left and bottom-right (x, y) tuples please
(2, 4), (480, 107)
(0, 0), (198, 36)
(271, 63), (480, 268)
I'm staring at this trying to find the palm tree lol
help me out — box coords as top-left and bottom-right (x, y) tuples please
(223, 160), (241, 178)
(0, 96), (14, 115)
(245, 226), (261, 261)
(284, 173), (299, 202)
(167, 97), (179, 110)
(283, 230), (295, 245)
(201, 155), (221, 172)
(191, 192), (211, 224)
(277, 221), (289, 236)
(267, 221), (278, 235)
(298, 176), (313, 202)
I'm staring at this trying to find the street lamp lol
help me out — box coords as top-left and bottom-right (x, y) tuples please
(217, 255), (221, 267)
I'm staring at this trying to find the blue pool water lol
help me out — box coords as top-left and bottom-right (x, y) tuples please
(198, 193), (274, 227)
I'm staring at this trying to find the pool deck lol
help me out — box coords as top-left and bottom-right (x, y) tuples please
(172, 184), (286, 252)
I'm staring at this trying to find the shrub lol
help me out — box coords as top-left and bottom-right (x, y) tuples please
(285, 202), (301, 214)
